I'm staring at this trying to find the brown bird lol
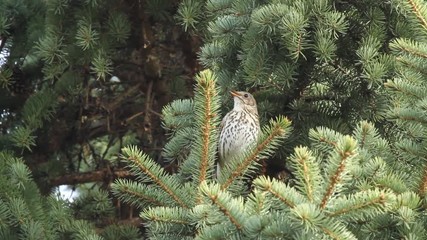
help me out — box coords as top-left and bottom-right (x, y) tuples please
(218, 91), (260, 177)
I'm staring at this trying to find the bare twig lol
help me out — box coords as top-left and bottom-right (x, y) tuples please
(49, 168), (132, 186)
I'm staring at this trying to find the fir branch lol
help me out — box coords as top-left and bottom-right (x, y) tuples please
(220, 116), (291, 190)
(390, 108), (427, 124)
(107, 12), (131, 43)
(208, 15), (245, 43)
(384, 78), (425, 100)
(193, 70), (220, 187)
(46, 0), (69, 14)
(242, 42), (270, 85)
(195, 223), (240, 240)
(395, 192), (421, 210)
(253, 176), (307, 209)
(66, 219), (102, 240)
(394, 55), (427, 76)
(314, 30), (337, 63)
(162, 99), (194, 131)
(10, 126), (36, 152)
(406, 0), (427, 32)
(205, 0), (233, 17)
(288, 147), (322, 202)
(91, 50), (113, 81)
(35, 31), (68, 64)
(376, 173), (409, 194)
(177, 0), (203, 32)
(309, 127), (342, 152)
(111, 179), (169, 208)
(0, 67), (13, 90)
(21, 89), (58, 129)
(199, 40), (232, 69)
(142, 207), (190, 225)
(418, 164), (427, 196)
(291, 203), (357, 240)
(199, 181), (246, 230)
(75, 18), (99, 51)
(320, 136), (358, 209)
(255, 212), (294, 239)
(327, 189), (390, 218)
(318, 224), (356, 240)
(142, 207), (193, 239)
(121, 146), (189, 208)
(0, 199), (11, 229)
(390, 38), (427, 59)
(244, 189), (269, 215)
(8, 197), (31, 227)
(8, 159), (32, 190)
(357, 121), (371, 149)
(251, 4), (290, 35)
(49, 168), (131, 186)
(162, 127), (194, 163)
(319, 136), (338, 148)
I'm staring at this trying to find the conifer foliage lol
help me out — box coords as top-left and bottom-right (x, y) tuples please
(3, 0), (427, 239)
(113, 77), (425, 238)
(112, 0), (427, 238)
(386, 0), (427, 198)
(179, 0), (396, 140)
(112, 70), (293, 238)
(0, 151), (107, 239)
(0, 0), (194, 239)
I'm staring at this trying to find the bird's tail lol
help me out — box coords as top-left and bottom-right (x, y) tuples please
(216, 162), (221, 180)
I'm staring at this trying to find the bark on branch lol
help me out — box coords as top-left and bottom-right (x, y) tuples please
(49, 168), (132, 186)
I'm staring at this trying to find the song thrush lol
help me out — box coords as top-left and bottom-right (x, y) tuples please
(218, 91), (260, 176)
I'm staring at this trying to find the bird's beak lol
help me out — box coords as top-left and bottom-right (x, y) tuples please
(230, 90), (240, 97)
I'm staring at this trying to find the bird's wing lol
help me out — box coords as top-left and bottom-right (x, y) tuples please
(217, 112), (229, 165)
(216, 114), (228, 180)
(219, 115), (226, 133)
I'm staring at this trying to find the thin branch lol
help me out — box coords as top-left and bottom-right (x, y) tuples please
(104, 83), (142, 111)
(128, 156), (189, 208)
(297, 154), (313, 202)
(49, 168), (132, 186)
(118, 186), (164, 207)
(198, 80), (214, 187)
(418, 163), (427, 196)
(407, 0), (427, 33)
(124, 111), (145, 124)
(0, 36), (7, 54)
(95, 217), (143, 230)
(143, 80), (154, 143)
(208, 193), (242, 230)
(267, 187), (296, 208)
(149, 108), (163, 118)
(320, 150), (355, 209)
(328, 193), (386, 217)
(221, 121), (287, 190)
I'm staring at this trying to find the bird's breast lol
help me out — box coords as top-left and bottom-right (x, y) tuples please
(218, 110), (260, 162)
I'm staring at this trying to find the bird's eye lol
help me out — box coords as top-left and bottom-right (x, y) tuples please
(244, 94), (248, 98)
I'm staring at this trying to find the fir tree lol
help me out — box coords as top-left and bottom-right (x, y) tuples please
(386, 0), (427, 200)
(2, 0), (427, 239)
(111, 0), (427, 238)
(0, 0), (196, 238)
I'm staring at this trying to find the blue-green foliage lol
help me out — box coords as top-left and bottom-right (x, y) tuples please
(111, 0), (427, 239)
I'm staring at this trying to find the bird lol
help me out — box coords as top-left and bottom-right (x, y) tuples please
(218, 90), (260, 177)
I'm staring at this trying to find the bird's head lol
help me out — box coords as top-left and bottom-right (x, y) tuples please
(230, 90), (258, 114)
